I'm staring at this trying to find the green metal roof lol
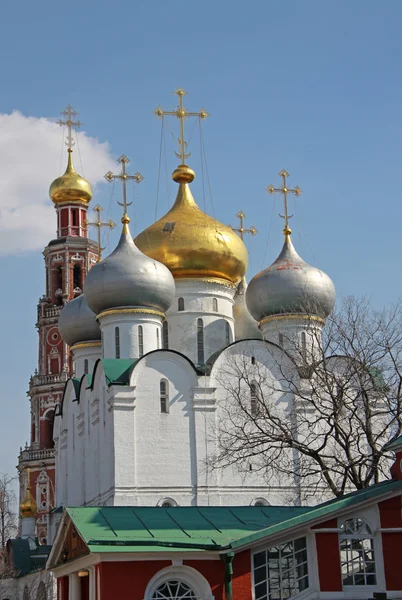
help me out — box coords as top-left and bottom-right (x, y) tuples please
(66, 478), (402, 554)
(66, 505), (310, 553)
(99, 359), (137, 386)
(386, 434), (402, 451)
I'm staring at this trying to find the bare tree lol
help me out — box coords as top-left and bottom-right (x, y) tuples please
(0, 474), (17, 553)
(211, 297), (402, 499)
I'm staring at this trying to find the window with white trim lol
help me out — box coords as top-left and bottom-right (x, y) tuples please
(225, 321), (231, 345)
(115, 326), (120, 359)
(197, 318), (204, 364)
(160, 379), (169, 414)
(162, 320), (169, 349)
(138, 325), (144, 357)
(253, 536), (309, 600)
(178, 297), (184, 311)
(339, 517), (376, 586)
(152, 580), (196, 600)
(213, 297), (218, 312)
(250, 382), (258, 416)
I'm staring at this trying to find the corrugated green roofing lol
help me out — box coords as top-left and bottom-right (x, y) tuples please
(66, 478), (402, 554)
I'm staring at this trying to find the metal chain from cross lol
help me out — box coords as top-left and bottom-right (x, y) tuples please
(231, 211), (258, 241)
(266, 169), (302, 236)
(105, 155), (143, 223)
(57, 104), (81, 151)
(154, 88), (209, 165)
(85, 204), (116, 262)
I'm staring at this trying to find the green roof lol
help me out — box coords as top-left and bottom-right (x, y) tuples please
(66, 477), (402, 554)
(67, 505), (311, 553)
(99, 359), (137, 386)
(386, 434), (402, 451)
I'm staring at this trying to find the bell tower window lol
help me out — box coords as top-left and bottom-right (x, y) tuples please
(73, 265), (81, 291)
(71, 208), (78, 227)
(178, 297), (184, 311)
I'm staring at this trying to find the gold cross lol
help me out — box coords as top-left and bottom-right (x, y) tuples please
(57, 104), (81, 151)
(231, 211), (257, 240)
(105, 155), (143, 221)
(154, 88), (209, 165)
(85, 204), (116, 261)
(266, 169), (302, 235)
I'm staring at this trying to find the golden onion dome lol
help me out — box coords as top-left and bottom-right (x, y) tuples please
(135, 165), (248, 284)
(49, 149), (93, 205)
(20, 475), (36, 519)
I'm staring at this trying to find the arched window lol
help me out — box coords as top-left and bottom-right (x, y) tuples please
(152, 581), (196, 600)
(178, 297), (184, 311)
(138, 325), (144, 357)
(225, 321), (231, 345)
(37, 581), (47, 600)
(73, 265), (81, 290)
(159, 497), (177, 508)
(84, 359), (88, 374)
(23, 586), (29, 600)
(197, 318), (204, 364)
(160, 380), (169, 413)
(301, 331), (307, 360)
(162, 320), (169, 349)
(212, 297), (218, 312)
(115, 326), (120, 359)
(252, 497), (270, 507)
(250, 382), (258, 416)
(156, 328), (160, 349)
(279, 332), (284, 347)
(339, 518), (376, 586)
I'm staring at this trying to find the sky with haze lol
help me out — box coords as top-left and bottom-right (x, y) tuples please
(0, 0), (402, 478)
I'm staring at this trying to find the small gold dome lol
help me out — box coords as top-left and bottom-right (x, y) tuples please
(49, 149), (93, 205)
(20, 478), (36, 519)
(135, 167), (248, 284)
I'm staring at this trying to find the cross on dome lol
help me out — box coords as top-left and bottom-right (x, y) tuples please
(105, 155), (144, 227)
(57, 104), (81, 151)
(154, 88), (209, 166)
(231, 211), (257, 241)
(85, 204), (116, 262)
(266, 169), (302, 236)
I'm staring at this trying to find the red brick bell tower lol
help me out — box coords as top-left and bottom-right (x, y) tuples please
(17, 106), (99, 544)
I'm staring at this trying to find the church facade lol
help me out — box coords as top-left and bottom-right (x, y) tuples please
(5, 95), (401, 600)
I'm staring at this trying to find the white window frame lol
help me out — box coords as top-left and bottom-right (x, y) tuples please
(144, 566), (214, 600)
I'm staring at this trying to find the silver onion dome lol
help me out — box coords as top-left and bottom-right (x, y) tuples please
(246, 234), (336, 323)
(84, 219), (175, 316)
(233, 278), (262, 340)
(58, 294), (101, 347)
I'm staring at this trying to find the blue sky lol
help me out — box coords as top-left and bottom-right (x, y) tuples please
(1, 0), (402, 476)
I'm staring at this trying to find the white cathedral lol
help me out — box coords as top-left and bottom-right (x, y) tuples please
(54, 135), (336, 512)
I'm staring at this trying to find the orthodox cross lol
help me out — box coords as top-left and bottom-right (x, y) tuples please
(154, 88), (209, 164)
(266, 169), (302, 235)
(105, 155), (143, 220)
(57, 104), (81, 151)
(85, 204), (116, 261)
(231, 211), (257, 240)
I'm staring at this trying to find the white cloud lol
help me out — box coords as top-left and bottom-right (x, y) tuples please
(0, 111), (114, 255)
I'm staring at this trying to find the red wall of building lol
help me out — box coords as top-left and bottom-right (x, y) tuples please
(379, 496), (402, 590)
(98, 552), (252, 600)
(313, 519), (342, 592)
(99, 561), (170, 600)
